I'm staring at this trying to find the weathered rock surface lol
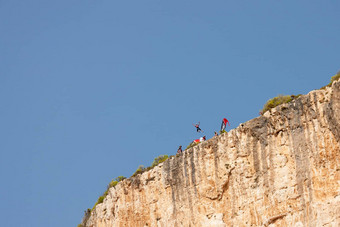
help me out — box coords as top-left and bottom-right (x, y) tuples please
(83, 80), (340, 227)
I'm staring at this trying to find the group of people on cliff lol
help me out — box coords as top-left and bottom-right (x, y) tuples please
(177, 118), (230, 153)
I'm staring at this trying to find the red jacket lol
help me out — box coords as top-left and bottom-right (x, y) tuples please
(223, 118), (230, 126)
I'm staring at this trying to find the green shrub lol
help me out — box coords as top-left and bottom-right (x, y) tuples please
(151, 155), (168, 167)
(262, 95), (292, 113)
(97, 196), (105, 204)
(108, 180), (118, 188)
(131, 156), (168, 177)
(80, 209), (91, 226)
(132, 165), (145, 177)
(185, 142), (198, 150)
(115, 176), (126, 182)
(321, 71), (340, 89)
(92, 195), (105, 210)
(331, 71), (340, 83)
(92, 175), (127, 211)
(219, 130), (227, 134)
(108, 176), (126, 188)
(132, 169), (143, 177)
(145, 166), (152, 171)
(291, 94), (302, 99)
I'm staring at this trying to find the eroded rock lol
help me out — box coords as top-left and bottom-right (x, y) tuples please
(83, 80), (340, 227)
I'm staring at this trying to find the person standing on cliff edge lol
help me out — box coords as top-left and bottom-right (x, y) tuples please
(221, 118), (230, 131)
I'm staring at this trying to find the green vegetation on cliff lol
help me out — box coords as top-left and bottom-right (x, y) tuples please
(261, 94), (301, 113)
(91, 154), (169, 215)
(321, 71), (340, 89)
(331, 72), (340, 83)
(82, 70), (340, 227)
(132, 155), (169, 177)
(186, 142), (198, 150)
(262, 71), (340, 114)
(92, 176), (126, 210)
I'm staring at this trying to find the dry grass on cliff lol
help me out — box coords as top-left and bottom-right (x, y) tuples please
(263, 72), (340, 113)
(262, 95), (292, 113)
(261, 94), (303, 114)
(131, 155), (169, 177)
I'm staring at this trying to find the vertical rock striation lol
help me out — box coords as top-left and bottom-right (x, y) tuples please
(83, 80), (340, 227)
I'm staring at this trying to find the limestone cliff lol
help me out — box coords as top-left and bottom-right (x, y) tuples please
(82, 80), (340, 227)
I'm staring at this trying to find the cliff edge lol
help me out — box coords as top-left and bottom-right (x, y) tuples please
(82, 79), (340, 227)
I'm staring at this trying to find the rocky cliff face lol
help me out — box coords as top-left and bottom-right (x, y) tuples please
(83, 80), (340, 227)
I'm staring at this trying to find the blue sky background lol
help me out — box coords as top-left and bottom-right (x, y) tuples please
(0, 1), (339, 226)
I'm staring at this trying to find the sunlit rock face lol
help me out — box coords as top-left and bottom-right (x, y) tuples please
(83, 80), (340, 227)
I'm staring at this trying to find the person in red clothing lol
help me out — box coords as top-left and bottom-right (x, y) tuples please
(193, 136), (206, 144)
(221, 118), (230, 131)
(177, 146), (182, 153)
(193, 138), (200, 144)
(193, 122), (203, 132)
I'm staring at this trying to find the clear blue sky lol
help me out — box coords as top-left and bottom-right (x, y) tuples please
(0, 1), (339, 226)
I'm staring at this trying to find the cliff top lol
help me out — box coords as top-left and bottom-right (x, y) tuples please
(80, 72), (340, 227)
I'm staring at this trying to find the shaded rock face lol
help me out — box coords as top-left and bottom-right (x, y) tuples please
(84, 81), (340, 227)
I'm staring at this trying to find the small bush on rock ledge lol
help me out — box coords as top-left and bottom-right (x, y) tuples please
(262, 95), (292, 113)
(186, 142), (198, 150)
(321, 71), (340, 89)
(92, 175), (126, 210)
(132, 165), (145, 177)
(331, 72), (340, 83)
(261, 94), (303, 114)
(220, 129), (227, 134)
(92, 196), (105, 210)
(151, 155), (168, 167)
